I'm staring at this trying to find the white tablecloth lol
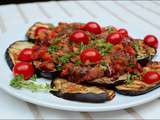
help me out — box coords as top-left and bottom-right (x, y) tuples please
(0, 1), (160, 119)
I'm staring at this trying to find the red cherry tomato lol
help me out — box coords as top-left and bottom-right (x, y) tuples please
(85, 22), (102, 34)
(143, 71), (160, 84)
(144, 35), (158, 48)
(80, 48), (101, 63)
(106, 32), (122, 45)
(118, 28), (128, 37)
(34, 27), (49, 37)
(70, 30), (89, 44)
(13, 62), (34, 80)
(18, 48), (33, 61)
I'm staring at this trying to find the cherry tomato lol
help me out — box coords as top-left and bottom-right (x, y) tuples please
(13, 62), (34, 80)
(85, 22), (102, 34)
(80, 48), (101, 63)
(118, 28), (128, 37)
(144, 35), (158, 48)
(18, 48), (33, 61)
(70, 30), (89, 44)
(106, 32), (122, 45)
(34, 27), (49, 38)
(143, 71), (160, 84)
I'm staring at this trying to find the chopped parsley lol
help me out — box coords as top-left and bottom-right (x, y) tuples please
(100, 49), (108, 56)
(75, 60), (82, 65)
(79, 43), (87, 51)
(48, 45), (58, 53)
(58, 54), (71, 64)
(56, 64), (62, 71)
(96, 39), (106, 45)
(30, 74), (37, 81)
(100, 61), (107, 66)
(98, 42), (113, 56)
(125, 73), (133, 85)
(128, 64), (135, 67)
(52, 37), (61, 44)
(10, 75), (50, 92)
(133, 42), (139, 53)
(128, 63), (135, 67)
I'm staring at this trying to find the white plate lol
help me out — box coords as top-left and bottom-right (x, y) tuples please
(0, 19), (160, 112)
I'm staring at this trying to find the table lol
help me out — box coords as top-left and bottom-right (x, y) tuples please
(0, 1), (160, 119)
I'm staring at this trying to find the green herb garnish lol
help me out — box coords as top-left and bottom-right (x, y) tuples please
(100, 61), (107, 66)
(100, 49), (108, 56)
(133, 42), (139, 53)
(56, 64), (62, 71)
(100, 43), (112, 56)
(96, 40), (113, 56)
(96, 39), (106, 45)
(126, 73), (133, 85)
(48, 45), (58, 53)
(79, 43), (86, 51)
(128, 63), (135, 67)
(30, 74), (37, 81)
(58, 54), (71, 64)
(52, 37), (61, 44)
(75, 60), (82, 65)
(10, 75), (50, 92)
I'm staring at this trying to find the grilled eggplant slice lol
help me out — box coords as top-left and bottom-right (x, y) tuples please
(50, 78), (115, 103)
(5, 41), (34, 70)
(26, 22), (54, 41)
(116, 80), (160, 96)
(143, 61), (160, 72)
(116, 62), (160, 96)
(5, 41), (58, 79)
(86, 74), (128, 87)
(133, 40), (156, 66)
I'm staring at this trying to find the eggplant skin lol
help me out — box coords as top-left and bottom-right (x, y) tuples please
(115, 81), (160, 96)
(85, 74), (127, 88)
(116, 84), (160, 96)
(5, 41), (34, 70)
(50, 78), (115, 103)
(5, 48), (14, 70)
(33, 61), (60, 79)
(50, 91), (107, 103)
(138, 55), (156, 67)
(35, 69), (60, 79)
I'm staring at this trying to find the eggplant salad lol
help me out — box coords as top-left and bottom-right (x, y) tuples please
(5, 21), (160, 103)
